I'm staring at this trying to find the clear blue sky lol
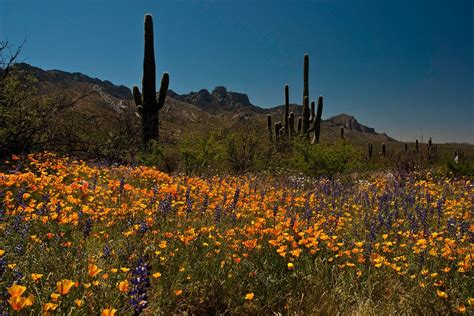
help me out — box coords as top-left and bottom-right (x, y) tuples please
(1, 0), (473, 143)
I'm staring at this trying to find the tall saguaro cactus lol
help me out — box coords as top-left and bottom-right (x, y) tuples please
(303, 54), (309, 108)
(133, 14), (169, 145)
(284, 84), (290, 137)
(302, 54), (310, 135)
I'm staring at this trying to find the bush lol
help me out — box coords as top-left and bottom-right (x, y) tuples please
(446, 160), (474, 177)
(293, 140), (363, 178)
(179, 132), (226, 175)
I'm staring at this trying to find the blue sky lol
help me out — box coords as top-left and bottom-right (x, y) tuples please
(1, 0), (473, 143)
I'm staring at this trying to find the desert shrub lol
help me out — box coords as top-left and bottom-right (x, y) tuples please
(293, 140), (363, 178)
(446, 160), (474, 177)
(223, 124), (272, 173)
(137, 141), (180, 174)
(178, 132), (226, 175)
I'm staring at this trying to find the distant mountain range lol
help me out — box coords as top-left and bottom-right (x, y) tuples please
(9, 63), (396, 144)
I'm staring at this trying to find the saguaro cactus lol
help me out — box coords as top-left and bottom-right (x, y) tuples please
(133, 14), (169, 145)
(289, 112), (295, 137)
(381, 143), (386, 156)
(310, 101), (316, 122)
(303, 53), (309, 107)
(302, 96), (310, 134)
(302, 54), (310, 135)
(415, 139), (419, 152)
(312, 96), (323, 144)
(340, 127), (345, 139)
(267, 114), (273, 141)
(368, 142), (373, 159)
(297, 117), (302, 134)
(284, 84), (290, 137)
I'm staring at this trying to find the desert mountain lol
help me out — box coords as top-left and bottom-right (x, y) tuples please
(7, 63), (396, 144)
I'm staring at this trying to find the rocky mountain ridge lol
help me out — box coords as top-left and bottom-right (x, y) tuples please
(7, 63), (394, 141)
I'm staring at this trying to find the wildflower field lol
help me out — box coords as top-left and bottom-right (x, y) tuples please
(0, 153), (472, 315)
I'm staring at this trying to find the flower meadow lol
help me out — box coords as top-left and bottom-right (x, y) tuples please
(0, 153), (472, 315)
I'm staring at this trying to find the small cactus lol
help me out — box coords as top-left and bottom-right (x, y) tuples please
(274, 122), (280, 140)
(404, 143), (408, 152)
(289, 112), (295, 137)
(368, 142), (373, 159)
(340, 127), (344, 139)
(415, 139), (419, 152)
(267, 114), (273, 141)
(381, 143), (386, 156)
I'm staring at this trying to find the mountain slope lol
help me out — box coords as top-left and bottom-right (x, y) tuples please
(7, 63), (396, 145)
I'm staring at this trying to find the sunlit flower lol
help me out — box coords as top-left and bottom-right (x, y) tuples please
(50, 293), (60, 302)
(436, 290), (448, 299)
(101, 308), (117, 316)
(8, 295), (34, 311)
(88, 263), (102, 277)
(56, 279), (74, 295)
(31, 273), (44, 282)
(117, 280), (129, 292)
(43, 302), (58, 312)
(245, 292), (254, 300)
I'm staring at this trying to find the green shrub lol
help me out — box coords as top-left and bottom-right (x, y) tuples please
(293, 140), (363, 178)
(446, 160), (474, 177)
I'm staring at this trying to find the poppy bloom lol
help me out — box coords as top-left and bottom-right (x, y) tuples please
(101, 308), (117, 316)
(56, 279), (74, 295)
(88, 264), (102, 277)
(8, 295), (34, 311)
(8, 284), (26, 297)
(245, 293), (254, 300)
(117, 280), (129, 292)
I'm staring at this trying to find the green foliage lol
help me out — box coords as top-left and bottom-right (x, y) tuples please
(179, 132), (226, 175)
(293, 141), (363, 177)
(137, 140), (179, 173)
(446, 160), (474, 177)
(223, 124), (272, 173)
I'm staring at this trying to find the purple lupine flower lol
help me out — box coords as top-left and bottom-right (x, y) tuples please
(128, 257), (152, 315)
(214, 206), (222, 223)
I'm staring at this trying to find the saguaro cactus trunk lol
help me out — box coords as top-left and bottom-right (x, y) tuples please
(284, 84), (290, 137)
(133, 14), (169, 145)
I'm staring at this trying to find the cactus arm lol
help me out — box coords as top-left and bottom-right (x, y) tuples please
(310, 101), (315, 123)
(156, 72), (169, 110)
(133, 86), (142, 105)
(132, 86), (143, 115)
(313, 96), (323, 143)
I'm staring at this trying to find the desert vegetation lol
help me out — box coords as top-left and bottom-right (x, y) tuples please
(0, 12), (473, 316)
